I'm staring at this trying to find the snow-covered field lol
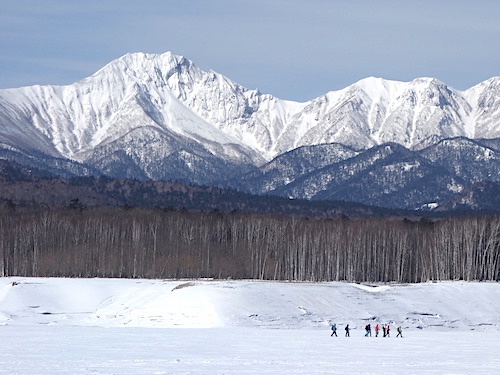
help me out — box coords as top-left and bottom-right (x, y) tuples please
(1, 278), (499, 374)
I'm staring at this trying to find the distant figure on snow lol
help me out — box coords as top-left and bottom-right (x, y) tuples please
(382, 325), (387, 337)
(331, 323), (338, 337)
(396, 326), (403, 338)
(375, 324), (380, 337)
(345, 324), (350, 337)
(365, 324), (371, 337)
(386, 325), (391, 337)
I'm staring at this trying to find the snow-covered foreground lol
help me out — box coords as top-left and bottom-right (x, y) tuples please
(2, 326), (500, 374)
(0, 278), (499, 374)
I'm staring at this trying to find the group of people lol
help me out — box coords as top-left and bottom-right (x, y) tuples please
(330, 323), (403, 338)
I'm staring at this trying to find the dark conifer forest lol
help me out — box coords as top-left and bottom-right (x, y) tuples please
(1, 206), (498, 282)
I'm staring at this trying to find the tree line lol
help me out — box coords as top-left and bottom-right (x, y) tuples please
(0, 207), (498, 282)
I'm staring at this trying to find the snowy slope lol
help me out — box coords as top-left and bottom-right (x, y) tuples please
(0, 52), (499, 169)
(1, 277), (498, 331)
(0, 53), (265, 169)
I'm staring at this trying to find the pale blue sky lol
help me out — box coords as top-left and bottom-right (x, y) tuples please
(1, 0), (499, 101)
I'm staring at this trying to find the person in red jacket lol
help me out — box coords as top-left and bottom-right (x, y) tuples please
(375, 324), (380, 337)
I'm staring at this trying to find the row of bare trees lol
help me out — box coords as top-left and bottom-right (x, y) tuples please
(0, 207), (498, 282)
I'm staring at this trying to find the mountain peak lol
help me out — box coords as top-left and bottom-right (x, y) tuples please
(104, 51), (188, 69)
(410, 77), (446, 86)
(353, 76), (404, 99)
(87, 51), (201, 89)
(468, 76), (500, 92)
(353, 76), (450, 97)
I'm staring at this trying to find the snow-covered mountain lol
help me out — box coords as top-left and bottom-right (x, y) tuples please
(0, 52), (499, 208)
(232, 138), (500, 209)
(1, 52), (500, 165)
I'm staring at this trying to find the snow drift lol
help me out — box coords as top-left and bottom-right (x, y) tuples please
(1, 277), (498, 331)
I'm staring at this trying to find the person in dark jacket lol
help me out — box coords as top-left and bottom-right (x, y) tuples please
(365, 324), (372, 337)
(330, 323), (338, 337)
(396, 326), (403, 338)
(345, 324), (350, 337)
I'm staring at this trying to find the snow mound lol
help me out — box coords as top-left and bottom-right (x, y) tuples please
(0, 278), (498, 331)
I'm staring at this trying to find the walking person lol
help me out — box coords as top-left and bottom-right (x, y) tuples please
(375, 324), (380, 337)
(330, 323), (338, 337)
(382, 325), (387, 337)
(386, 325), (391, 337)
(396, 326), (403, 338)
(364, 324), (371, 337)
(345, 324), (350, 337)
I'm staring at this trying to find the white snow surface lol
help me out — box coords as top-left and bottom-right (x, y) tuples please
(0, 277), (499, 374)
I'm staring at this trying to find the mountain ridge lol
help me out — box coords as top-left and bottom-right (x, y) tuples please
(0, 52), (499, 210)
(2, 52), (500, 164)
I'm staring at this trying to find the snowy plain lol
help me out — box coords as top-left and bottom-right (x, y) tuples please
(0, 277), (499, 374)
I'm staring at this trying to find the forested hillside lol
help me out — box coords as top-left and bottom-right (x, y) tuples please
(1, 207), (498, 282)
(0, 159), (411, 217)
